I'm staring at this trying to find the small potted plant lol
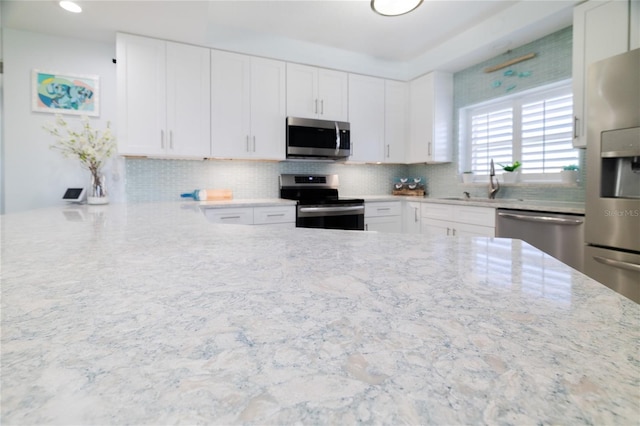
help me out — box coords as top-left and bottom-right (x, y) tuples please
(462, 171), (473, 184)
(561, 164), (579, 183)
(498, 161), (521, 183)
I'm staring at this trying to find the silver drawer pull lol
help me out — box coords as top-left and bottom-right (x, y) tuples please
(220, 216), (241, 220)
(267, 213), (285, 217)
(593, 256), (640, 273)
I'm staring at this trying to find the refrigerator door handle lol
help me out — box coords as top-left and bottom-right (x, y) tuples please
(593, 256), (640, 273)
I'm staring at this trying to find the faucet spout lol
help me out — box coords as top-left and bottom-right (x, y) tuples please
(489, 159), (500, 199)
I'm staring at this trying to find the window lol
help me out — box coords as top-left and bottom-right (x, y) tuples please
(461, 80), (579, 180)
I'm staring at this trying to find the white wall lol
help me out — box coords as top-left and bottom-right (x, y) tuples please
(2, 29), (122, 213)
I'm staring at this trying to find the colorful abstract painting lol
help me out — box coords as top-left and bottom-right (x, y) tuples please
(32, 70), (99, 116)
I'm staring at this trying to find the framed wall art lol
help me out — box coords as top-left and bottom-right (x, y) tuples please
(32, 69), (99, 116)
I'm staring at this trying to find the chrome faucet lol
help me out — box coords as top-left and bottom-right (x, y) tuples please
(489, 159), (500, 199)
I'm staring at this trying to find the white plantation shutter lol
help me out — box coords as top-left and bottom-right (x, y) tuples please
(470, 106), (513, 175)
(521, 88), (577, 173)
(464, 81), (578, 178)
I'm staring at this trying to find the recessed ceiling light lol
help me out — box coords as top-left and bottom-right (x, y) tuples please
(59, 1), (82, 13)
(371, 0), (423, 17)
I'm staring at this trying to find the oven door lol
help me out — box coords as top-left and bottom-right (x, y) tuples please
(296, 203), (365, 231)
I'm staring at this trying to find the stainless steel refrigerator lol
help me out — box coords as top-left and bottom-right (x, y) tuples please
(584, 48), (640, 303)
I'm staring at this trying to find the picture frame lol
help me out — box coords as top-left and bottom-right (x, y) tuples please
(32, 69), (99, 116)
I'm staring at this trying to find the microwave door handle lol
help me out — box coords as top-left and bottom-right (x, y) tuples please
(335, 122), (340, 154)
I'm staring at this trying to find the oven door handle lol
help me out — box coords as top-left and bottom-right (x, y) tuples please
(299, 205), (364, 214)
(335, 122), (341, 154)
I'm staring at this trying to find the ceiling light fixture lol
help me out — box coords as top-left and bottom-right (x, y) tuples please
(371, 0), (423, 16)
(59, 1), (82, 13)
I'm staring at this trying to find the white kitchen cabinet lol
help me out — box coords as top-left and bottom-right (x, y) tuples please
(211, 50), (286, 160)
(203, 205), (295, 227)
(384, 80), (408, 163)
(402, 201), (422, 234)
(117, 34), (211, 158)
(421, 203), (495, 237)
(365, 201), (402, 233)
(348, 74), (385, 162)
(253, 206), (295, 227)
(286, 63), (348, 122)
(407, 71), (453, 163)
(204, 207), (254, 225)
(572, 0), (635, 148)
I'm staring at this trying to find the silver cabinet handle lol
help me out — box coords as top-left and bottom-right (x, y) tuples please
(315, 99), (318, 114)
(446, 227), (450, 236)
(220, 216), (241, 220)
(246, 135), (250, 152)
(321, 99), (324, 115)
(497, 212), (583, 226)
(452, 228), (456, 236)
(253, 136), (256, 152)
(573, 116), (579, 139)
(169, 130), (173, 149)
(428, 142), (432, 156)
(377, 207), (391, 211)
(414, 207), (419, 222)
(593, 256), (640, 273)
(267, 213), (285, 217)
(161, 130), (165, 149)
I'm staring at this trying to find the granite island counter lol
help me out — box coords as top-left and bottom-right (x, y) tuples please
(1, 202), (638, 425)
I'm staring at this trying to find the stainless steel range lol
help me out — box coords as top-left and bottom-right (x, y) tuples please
(279, 174), (365, 230)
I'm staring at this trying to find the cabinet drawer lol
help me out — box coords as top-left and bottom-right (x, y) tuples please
(204, 207), (253, 225)
(453, 206), (495, 227)
(421, 203), (453, 220)
(365, 201), (402, 217)
(254, 206), (295, 225)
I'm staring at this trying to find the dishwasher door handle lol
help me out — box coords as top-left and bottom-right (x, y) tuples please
(593, 256), (640, 273)
(497, 212), (583, 226)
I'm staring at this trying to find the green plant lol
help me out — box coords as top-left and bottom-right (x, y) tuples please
(563, 164), (579, 171)
(498, 161), (521, 172)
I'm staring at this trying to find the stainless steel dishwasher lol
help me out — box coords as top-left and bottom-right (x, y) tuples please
(496, 209), (585, 272)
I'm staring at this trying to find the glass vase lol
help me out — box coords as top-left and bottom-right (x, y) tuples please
(88, 173), (109, 205)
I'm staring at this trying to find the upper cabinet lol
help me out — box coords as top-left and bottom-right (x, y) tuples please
(348, 76), (408, 163)
(286, 63), (348, 122)
(407, 71), (453, 163)
(211, 50), (286, 160)
(384, 80), (408, 163)
(116, 34), (211, 158)
(348, 74), (385, 162)
(572, 0), (638, 148)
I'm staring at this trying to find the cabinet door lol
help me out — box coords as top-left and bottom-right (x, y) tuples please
(454, 223), (495, 237)
(454, 205), (496, 228)
(286, 63), (318, 119)
(116, 34), (166, 156)
(403, 201), (421, 234)
(348, 74), (385, 162)
(211, 50), (251, 158)
(250, 57), (286, 160)
(421, 218), (451, 236)
(572, 0), (630, 148)
(317, 68), (349, 121)
(166, 42), (211, 157)
(365, 216), (402, 233)
(253, 206), (295, 225)
(385, 80), (408, 163)
(408, 72), (452, 163)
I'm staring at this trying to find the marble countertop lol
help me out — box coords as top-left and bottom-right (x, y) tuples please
(1, 202), (636, 425)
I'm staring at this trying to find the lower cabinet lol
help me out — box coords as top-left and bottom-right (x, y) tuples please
(365, 201), (402, 233)
(203, 205), (295, 227)
(403, 201), (422, 234)
(421, 203), (495, 237)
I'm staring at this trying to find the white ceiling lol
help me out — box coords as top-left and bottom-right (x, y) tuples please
(1, 0), (578, 79)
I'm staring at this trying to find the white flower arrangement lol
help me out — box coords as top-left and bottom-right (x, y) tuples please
(43, 114), (116, 189)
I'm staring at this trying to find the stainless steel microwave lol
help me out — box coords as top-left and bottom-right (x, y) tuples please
(286, 117), (351, 160)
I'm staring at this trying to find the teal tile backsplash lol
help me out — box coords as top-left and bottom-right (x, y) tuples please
(125, 26), (584, 204)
